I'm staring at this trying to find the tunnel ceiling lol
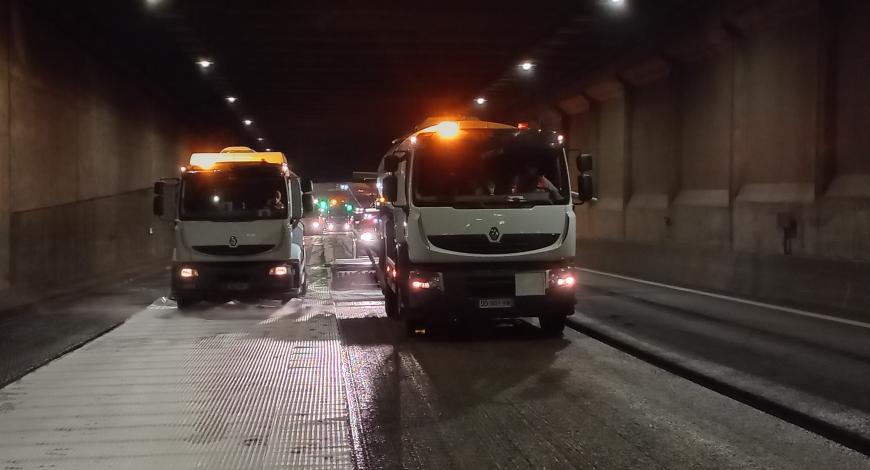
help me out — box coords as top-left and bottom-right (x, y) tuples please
(34, 0), (706, 180)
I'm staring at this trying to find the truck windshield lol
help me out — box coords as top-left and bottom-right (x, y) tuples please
(412, 130), (570, 208)
(180, 169), (287, 221)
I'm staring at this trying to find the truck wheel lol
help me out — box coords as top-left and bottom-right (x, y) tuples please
(384, 288), (399, 318)
(539, 315), (567, 337)
(176, 296), (197, 310)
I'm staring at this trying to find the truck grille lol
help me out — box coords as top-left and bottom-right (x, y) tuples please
(427, 234), (560, 254)
(193, 244), (275, 256)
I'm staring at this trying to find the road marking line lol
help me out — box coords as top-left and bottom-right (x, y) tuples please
(579, 268), (870, 331)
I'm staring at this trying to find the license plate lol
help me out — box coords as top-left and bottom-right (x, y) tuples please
(478, 298), (514, 309)
(222, 282), (249, 291)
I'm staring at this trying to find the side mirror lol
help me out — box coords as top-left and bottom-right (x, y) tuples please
(384, 154), (400, 173)
(577, 153), (593, 173)
(301, 179), (314, 194)
(302, 194), (315, 215)
(382, 174), (398, 203)
(153, 178), (179, 221)
(153, 196), (164, 216)
(577, 173), (594, 203)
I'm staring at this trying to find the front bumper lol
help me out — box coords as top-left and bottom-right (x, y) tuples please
(171, 261), (302, 300)
(402, 264), (576, 320)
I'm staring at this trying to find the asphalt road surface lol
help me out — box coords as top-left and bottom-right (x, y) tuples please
(1, 252), (869, 469)
(332, 271), (870, 469)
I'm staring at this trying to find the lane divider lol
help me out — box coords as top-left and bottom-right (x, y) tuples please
(579, 268), (870, 331)
(566, 314), (870, 457)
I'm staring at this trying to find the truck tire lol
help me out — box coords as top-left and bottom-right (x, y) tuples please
(176, 296), (196, 310)
(384, 288), (399, 318)
(539, 315), (567, 337)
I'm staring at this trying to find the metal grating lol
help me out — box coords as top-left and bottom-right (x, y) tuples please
(0, 274), (352, 470)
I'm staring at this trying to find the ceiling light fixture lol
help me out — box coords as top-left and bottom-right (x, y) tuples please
(196, 59), (213, 69)
(225, 96), (237, 103)
(243, 119), (253, 126)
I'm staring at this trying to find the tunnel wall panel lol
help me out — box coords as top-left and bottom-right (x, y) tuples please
(577, 238), (870, 318)
(671, 47), (734, 248)
(625, 72), (677, 244)
(833, 0), (870, 178)
(565, 102), (596, 240)
(550, 0), (870, 313)
(0, 2), (231, 291)
(0, 0), (9, 289)
(11, 190), (173, 286)
(585, 83), (627, 241)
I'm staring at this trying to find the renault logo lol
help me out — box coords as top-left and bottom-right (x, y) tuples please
(228, 236), (239, 248)
(488, 227), (501, 242)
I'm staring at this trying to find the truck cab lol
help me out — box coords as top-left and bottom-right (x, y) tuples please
(153, 147), (314, 308)
(377, 119), (593, 335)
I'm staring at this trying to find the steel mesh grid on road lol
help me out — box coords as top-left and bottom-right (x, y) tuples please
(0, 277), (353, 470)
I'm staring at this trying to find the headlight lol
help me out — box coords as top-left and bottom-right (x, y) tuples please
(343, 223), (351, 231)
(327, 223), (335, 231)
(360, 231), (375, 242)
(312, 221), (320, 229)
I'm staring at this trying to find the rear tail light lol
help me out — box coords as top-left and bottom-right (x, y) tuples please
(409, 271), (443, 291)
(180, 267), (198, 278)
(549, 269), (576, 288)
(269, 266), (289, 276)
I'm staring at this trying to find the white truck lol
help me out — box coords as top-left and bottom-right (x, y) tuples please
(153, 147), (314, 308)
(377, 119), (593, 335)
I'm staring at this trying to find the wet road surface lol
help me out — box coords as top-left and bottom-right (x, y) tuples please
(573, 270), (870, 449)
(329, 269), (870, 469)
(1, 249), (870, 469)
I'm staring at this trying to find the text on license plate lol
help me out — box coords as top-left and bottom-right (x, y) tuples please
(478, 298), (514, 309)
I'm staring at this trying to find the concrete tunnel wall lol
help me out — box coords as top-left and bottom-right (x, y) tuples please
(0, 1), (235, 292)
(540, 0), (870, 314)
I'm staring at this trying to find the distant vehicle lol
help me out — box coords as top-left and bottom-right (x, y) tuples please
(353, 208), (380, 255)
(322, 214), (352, 234)
(376, 119), (594, 335)
(153, 147), (315, 308)
(303, 215), (324, 235)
